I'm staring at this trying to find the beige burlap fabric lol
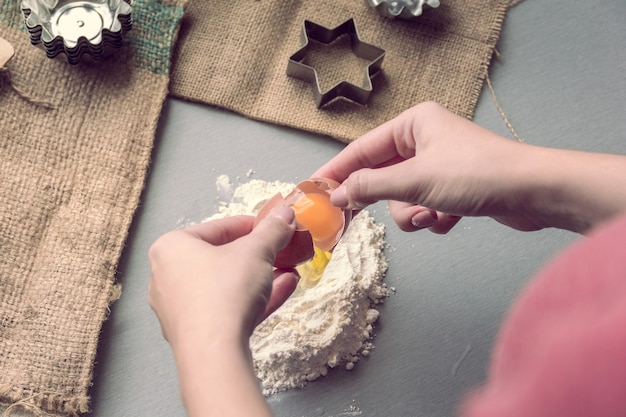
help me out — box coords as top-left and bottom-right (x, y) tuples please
(170, 0), (510, 143)
(0, 0), (186, 415)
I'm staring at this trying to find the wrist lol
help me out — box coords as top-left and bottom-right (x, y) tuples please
(171, 323), (249, 362)
(173, 333), (273, 417)
(167, 308), (253, 352)
(508, 145), (568, 230)
(511, 146), (626, 233)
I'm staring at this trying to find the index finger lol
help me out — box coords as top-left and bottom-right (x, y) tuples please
(184, 215), (255, 246)
(311, 110), (416, 182)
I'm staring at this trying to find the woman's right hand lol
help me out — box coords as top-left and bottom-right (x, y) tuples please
(313, 102), (544, 233)
(313, 102), (626, 234)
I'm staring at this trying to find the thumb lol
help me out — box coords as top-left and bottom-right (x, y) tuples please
(249, 205), (296, 261)
(330, 161), (421, 209)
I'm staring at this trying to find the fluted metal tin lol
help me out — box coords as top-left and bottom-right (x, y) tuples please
(21, 0), (132, 64)
(367, 0), (440, 19)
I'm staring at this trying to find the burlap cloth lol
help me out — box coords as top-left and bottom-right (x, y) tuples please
(0, 0), (509, 416)
(169, 0), (510, 142)
(0, 0), (186, 415)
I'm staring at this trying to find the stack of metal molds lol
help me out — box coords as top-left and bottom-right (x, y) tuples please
(366, 0), (440, 19)
(21, 0), (132, 65)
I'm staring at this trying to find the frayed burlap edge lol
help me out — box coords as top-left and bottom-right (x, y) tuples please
(0, 285), (122, 417)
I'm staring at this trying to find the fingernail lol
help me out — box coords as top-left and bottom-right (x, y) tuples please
(270, 205), (295, 224)
(411, 211), (437, 228)
(291, 270), (300, 282)
(275, 268), (300, 282)
(330, 186), (349, 208)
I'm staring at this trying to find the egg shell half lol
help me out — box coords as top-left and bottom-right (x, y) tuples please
(284, 178), (350, 252)
(254, 178), (351, 269)
(254, 193), (315, 269)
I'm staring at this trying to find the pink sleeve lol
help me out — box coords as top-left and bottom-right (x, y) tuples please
(461, 213), (626, 417)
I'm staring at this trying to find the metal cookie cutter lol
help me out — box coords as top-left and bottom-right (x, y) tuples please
(287, 18), (385, 108)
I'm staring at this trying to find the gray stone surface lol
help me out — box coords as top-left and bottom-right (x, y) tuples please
(89, 2), (625, 416)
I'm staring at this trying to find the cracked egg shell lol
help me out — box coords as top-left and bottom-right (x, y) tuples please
(254, 193), (315, 269)
(254, 178), (351, 269)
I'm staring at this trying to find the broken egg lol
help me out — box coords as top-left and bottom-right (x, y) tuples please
(254, 178), (351, 270)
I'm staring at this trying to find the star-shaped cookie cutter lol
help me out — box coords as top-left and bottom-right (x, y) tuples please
(287, 18), (385, 108)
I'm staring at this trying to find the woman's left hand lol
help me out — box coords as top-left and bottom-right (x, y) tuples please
(148, 206), (299, 347)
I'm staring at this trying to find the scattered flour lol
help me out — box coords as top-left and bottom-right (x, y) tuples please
(215, 174), (233, 200)
(208, 177), (389, 395)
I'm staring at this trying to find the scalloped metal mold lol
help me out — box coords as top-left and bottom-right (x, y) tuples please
(367, 0), (440, 19)
(21, 0), (132, 64)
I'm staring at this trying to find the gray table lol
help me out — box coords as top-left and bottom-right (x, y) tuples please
(90, 1), (625, 416)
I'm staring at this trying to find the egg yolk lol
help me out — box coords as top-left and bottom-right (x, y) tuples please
(291, 192), (343, 289)
(296, 246), (332, 288)
(291, 192), (343, 246)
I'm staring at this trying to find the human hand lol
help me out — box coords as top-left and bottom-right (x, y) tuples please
(148, 209), (296, 417)
(148, 206), (299, 347)
(313, 101), (546, 234)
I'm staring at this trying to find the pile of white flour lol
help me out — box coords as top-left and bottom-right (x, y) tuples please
(208, 177), (389, 394)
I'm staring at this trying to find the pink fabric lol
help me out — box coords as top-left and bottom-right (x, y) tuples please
(462, 214), (626, 417)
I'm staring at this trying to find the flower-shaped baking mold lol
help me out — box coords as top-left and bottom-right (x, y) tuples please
(21, 0), (132, 64)
(367, 0), (440, 19)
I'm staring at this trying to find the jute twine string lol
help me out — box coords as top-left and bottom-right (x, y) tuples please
(1, 390), (69, 417)
(486, 73), (525, 144)
(0, 66), (56, 110)
(484, 0), (527, 144)
(2, 396), (45, 417)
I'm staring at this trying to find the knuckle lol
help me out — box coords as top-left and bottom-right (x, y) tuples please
(147, 230), (179, 264)
(249, 223), (291, 263)
(147, 239), (165, 264)
(346, 171), (371, 206)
